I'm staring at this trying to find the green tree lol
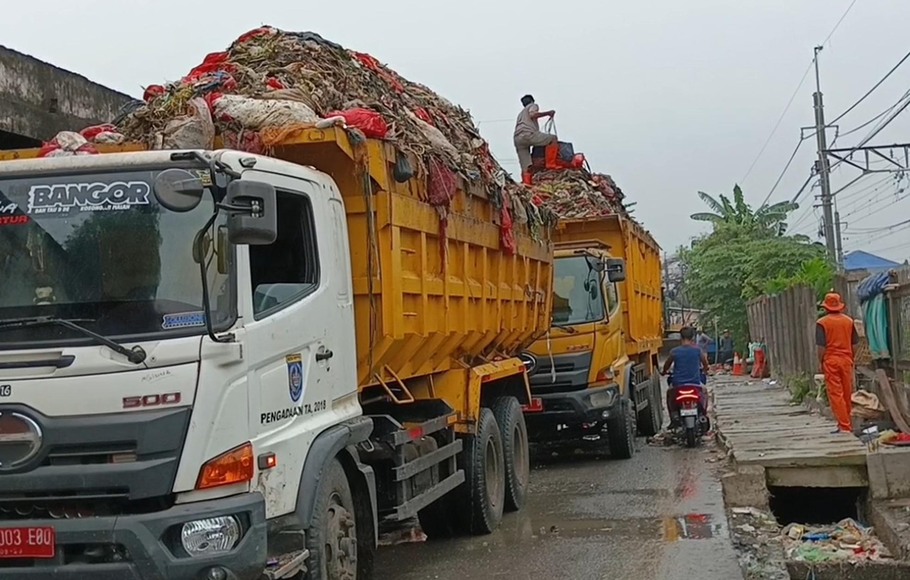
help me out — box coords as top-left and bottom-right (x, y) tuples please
(690, 184), (799, 235)
(680, 185), (830, 348)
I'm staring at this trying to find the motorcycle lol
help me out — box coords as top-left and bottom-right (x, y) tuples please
(665, 372), (710, 448)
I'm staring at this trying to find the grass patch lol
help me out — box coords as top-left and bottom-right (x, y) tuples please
(787, 374), (814, 404)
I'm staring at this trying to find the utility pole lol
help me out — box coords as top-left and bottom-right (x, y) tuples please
(834, 210), (845, 270)
(812, 45), (839, 264)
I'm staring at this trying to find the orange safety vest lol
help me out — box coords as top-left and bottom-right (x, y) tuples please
(817, 313), (856, 360)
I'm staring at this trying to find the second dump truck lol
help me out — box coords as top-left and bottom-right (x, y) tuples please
(522, 213), (664, 457)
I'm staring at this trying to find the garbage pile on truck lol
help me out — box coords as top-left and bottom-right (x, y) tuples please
(528, 168), (632, 219)
(41, 25), (556, 244)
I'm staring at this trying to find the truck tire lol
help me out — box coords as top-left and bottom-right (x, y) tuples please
(491, 396), (530, 512)
(456, 407), (505, 534)
(607, 398), (636, 460)
(636, 377), (663, 437)
(305, 459), (359, 580)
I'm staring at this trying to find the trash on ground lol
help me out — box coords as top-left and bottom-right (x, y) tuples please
(781, 518), (891, 564)
(647, 430), (676, 447)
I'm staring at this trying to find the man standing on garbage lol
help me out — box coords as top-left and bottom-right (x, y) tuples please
(816, 292), (860, 434)
(514, 95), (556, 177)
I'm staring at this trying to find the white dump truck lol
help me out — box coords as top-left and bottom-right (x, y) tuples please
(0, 130), (553, 579)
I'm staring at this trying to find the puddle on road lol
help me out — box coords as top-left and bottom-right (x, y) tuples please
(527, 513), (722, 542)
(379, 513), (723, 547)
(662, 513), (722, 541)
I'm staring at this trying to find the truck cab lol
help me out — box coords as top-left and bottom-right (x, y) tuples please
(521, 216), (664, 458)
(0, 149), (371, 579)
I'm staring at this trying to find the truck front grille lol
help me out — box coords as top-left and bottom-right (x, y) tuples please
(0, 493), (172, 520)
(527, 351), (593, 394)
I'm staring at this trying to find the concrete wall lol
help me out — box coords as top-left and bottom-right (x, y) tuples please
(0, 46), (135, 148)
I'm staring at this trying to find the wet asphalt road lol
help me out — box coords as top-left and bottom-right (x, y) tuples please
(374, 442), (744, 580)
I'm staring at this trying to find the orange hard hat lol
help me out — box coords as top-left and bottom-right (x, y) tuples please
(822, 292), (846, 313)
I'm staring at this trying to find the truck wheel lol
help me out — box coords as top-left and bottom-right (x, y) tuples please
(491, 396), (530, 512)
(636, 377), (663, 437)
(456, 407), (505, 534)
(607, 398), (636, 460)
(305, 459), (358, 580)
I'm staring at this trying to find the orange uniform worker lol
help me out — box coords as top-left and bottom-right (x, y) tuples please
(815, 293), (859, 434)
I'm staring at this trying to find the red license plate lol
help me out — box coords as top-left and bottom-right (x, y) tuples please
(0, 527), (56, 559)
(522, 398), (544, 413)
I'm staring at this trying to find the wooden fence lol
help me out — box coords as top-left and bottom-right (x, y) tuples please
(747, 285), (818, 379)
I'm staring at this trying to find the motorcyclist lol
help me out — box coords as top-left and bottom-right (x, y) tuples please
(661, 326), (710, 428)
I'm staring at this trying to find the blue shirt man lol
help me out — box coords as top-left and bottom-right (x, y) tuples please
(662, 327), (709, 385)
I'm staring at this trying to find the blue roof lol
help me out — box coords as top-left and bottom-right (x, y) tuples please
(844, 250), (901, 272)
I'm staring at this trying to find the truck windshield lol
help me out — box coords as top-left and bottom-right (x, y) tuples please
(0, 167), (233, 348)
(551, 256), (606, 326)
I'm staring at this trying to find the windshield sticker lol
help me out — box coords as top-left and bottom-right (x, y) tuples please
(161, 312), (206, 330)
(27, 181), (151, 215)
(0, 215), (28, 226)
(287, 354), (304, 403)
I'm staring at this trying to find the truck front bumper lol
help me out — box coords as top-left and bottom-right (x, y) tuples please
(0, 492), (267, 580)
(524, 385), (620, 444)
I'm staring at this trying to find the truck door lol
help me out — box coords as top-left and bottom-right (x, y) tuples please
(239, 172), (357, 517)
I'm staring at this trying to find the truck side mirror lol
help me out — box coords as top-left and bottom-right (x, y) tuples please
(606, 258), (626, 283)
(225, 180), (278, 245)
(153, 168), (205, 212)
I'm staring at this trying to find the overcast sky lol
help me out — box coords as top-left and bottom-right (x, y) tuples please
(3, 0), (909, 261)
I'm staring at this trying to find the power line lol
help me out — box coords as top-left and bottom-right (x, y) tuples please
(844, 189), (910, 224)
(838, 174), (897, 206)
(740, 61), (814, 184)
(830, 50), (910, 126)
(759, 137), (809, 207)
(835, 88), (910, 143)
(791, 173), (817, 204)
(743, 0), (857, 191)
(829, 94), (910, 174)
(822, 0), (859, 46)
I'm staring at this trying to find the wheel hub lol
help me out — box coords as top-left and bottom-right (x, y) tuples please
(484, 437), (503, 509)
(325, 495), (357, 580)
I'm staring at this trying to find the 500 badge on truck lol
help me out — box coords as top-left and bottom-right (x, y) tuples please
(123, 392), (182, 409)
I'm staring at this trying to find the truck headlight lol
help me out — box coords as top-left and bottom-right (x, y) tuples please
(588, 388), (617, 409)
(181, 516), (241, 557)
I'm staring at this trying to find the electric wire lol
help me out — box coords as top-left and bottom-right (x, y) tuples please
(829, 50), (910, 126)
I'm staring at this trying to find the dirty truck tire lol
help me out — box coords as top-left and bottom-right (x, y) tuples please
(607, 398), (636, 460)
(305, 459), (359, 580)
(491, 396), (530, 513)
(456, 407), (505, 535)
(636, 377), (663, 437)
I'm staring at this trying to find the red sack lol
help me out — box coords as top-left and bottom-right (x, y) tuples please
(325, 108), (389, 139)
(265, 77), (286, 90)
(413, 107), (434, 125)
(352, 52), (405, 93)
(185, 52), (236, 83)
(38, 131), (97, 157)
(143, 85), (165, 102)
(80, 124), (117, 141)
(235, 27), (274, 45)
(427, 157), (457, 268)
(500, 204), (517, 255)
